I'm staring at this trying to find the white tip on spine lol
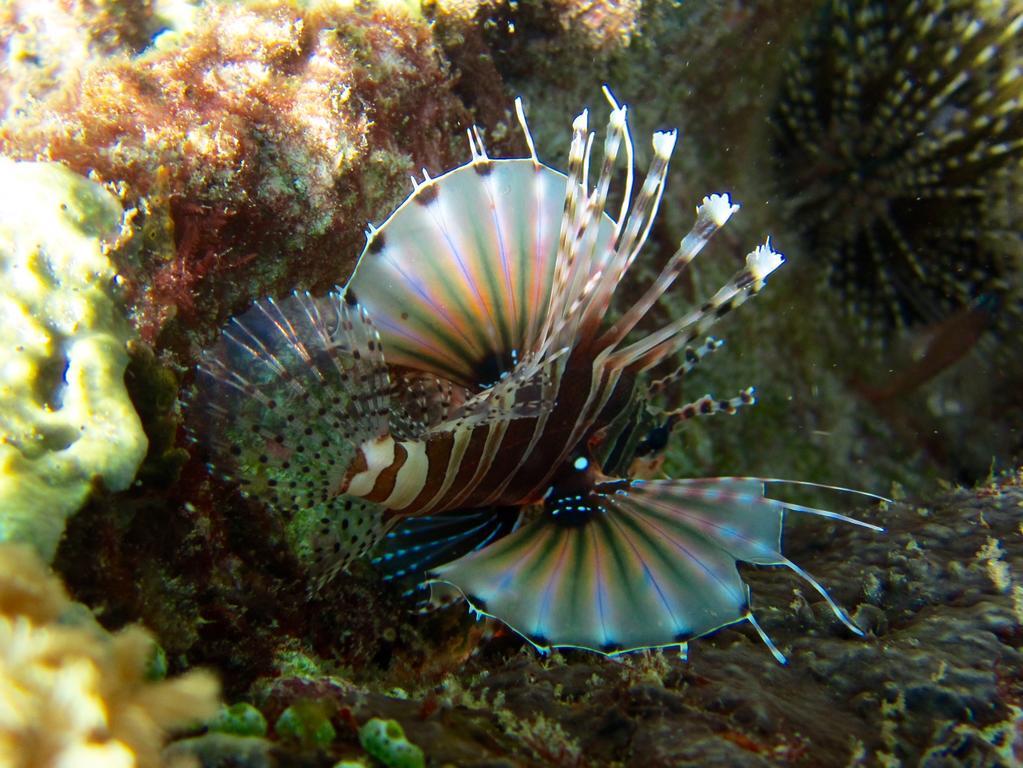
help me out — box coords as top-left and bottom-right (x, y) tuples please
(609, 105), (628, 131)
(697, 194), (740, 227)
(747, 238), (785, 280)
(601, 84), (622, 111)
(597, 83), (621, 137)
(515, 97), (538, 162)
(652, 130), (678, 158)
(466, 125), (489, 161)
(472, 125), (488, 158)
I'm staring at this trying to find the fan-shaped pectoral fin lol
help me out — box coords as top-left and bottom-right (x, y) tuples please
(428, 476), (875, 658)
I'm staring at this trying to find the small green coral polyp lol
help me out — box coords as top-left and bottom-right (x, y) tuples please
(208, 702), (268, 737)
(0, 159), (146, 561)
(358, 718), (424, 768)
(275, 702), (336, 747)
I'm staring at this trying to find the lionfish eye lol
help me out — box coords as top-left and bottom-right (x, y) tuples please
(635, 423), (671, 457)
(473, 349), (519, 389)
(573, 457), (589, 471)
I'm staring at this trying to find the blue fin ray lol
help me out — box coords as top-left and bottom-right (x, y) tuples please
(372, 507), (520, 584)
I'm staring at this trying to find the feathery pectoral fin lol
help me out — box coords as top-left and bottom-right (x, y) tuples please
(190, 291), (394, 566)
(428, 477), (872, 657)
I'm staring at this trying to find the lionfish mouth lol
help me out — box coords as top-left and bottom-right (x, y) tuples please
(190, 87), (884, 661)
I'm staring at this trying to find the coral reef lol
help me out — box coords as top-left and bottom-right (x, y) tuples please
(0, 0), (174, 119)
(771, 0), (1023, 341)
(0, 159), (147, 562)
(0, 0), (480, 353)
(0, 542), (219, 767)
(2, 2), (1020, 767)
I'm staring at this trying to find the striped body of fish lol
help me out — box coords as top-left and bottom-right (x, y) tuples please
(192, 89), (882, 659)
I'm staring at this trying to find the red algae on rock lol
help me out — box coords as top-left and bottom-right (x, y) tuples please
(0, 0), (164, 117)
(0, 0), (476, 351)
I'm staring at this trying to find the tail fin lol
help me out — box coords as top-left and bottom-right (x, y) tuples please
(189, 291), (394, 570)
(428, 477), (879, 658)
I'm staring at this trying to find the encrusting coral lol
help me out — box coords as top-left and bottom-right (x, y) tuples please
(0, 159), (147, 563)
(0, 543), (220, 768)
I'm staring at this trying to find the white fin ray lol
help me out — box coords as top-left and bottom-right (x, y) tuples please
(606, 240), (786, 372)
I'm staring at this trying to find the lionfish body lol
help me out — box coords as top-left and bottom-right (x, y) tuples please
(193, 91), (880, 658)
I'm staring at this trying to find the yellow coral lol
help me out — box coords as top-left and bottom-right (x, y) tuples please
(0, 159), (147, 562)
(0, 544), (220, 768)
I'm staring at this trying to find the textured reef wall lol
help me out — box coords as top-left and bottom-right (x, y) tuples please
(1, 0), (476, 354)
(0, 0), (1021, 766)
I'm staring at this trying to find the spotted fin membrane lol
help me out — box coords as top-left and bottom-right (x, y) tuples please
(192, 88), (885, 660)
(191, 292), (394, 579)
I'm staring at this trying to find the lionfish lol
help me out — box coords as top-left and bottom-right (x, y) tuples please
(191, 90), (882, 660)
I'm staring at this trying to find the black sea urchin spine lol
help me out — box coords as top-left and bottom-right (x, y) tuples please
(772, 0), (1023, 342)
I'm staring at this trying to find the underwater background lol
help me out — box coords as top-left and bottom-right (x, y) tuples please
(0, 0), (1021, 765)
